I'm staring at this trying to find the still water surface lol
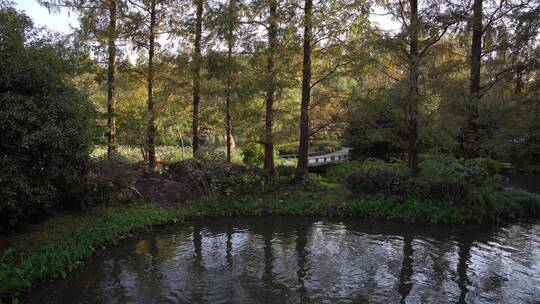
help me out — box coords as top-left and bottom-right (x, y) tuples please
(24, 217), (540, 304)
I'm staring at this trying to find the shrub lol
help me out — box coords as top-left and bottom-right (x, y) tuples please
(463, 159), (490, 186)
(416, 156), (473, 202)
(158, 146), (191, 163)
(168, 151), (264, 196)
(0, 6), (94, 226)
(398, 178), (431, 198)
(325, 160), (361, 183)
(428, 179), (470, 203)
(419, 155), (465, 182)
(503, 188), (540, 218)
(242, 142), (264, 167)
(344, 156), (476, 203)
(168, 151), (230, 196)
(418, 152), (443, 162)
(223, 165), (264, 194)
(301, 173), (326, 192)
(276, 165), (296, 180)
(86, 160), (143, 206)
(275, 156), (296, 167)
(346, 159), (409, 194)
(475, 157), (511, 175)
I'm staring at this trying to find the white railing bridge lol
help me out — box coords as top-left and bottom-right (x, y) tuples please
(280, 147), (353, 167)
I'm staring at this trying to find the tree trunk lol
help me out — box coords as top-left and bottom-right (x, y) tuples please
(225, 0), (234, 163)
(534, 69), (540, 121)
(515, 65), (524, 94)
(147, 0), (157, 171)
(464, 0), (483, 160)
(180, 135), (185, 157)
(264, 0), (277, 181)
(295, 0), (312, 181)
(107, 0), (117, 158)
(192, 0), (203, 155)
(226, 45), (233, 163)
(407, 0), (419, 176)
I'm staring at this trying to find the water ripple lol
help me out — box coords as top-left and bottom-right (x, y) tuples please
(23, 218), (540, 304)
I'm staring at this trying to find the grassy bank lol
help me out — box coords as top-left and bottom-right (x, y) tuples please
(0, 204), (171, 303)
(2, 183), (539, 302)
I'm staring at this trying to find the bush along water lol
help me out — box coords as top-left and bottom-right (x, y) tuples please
(0, 6), (95, 228)
(344, 156), (540, 221)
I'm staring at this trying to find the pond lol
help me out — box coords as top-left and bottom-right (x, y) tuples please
(24, 217), (540, 304)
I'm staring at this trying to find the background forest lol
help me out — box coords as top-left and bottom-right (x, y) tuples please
(42, 0), (539, 167)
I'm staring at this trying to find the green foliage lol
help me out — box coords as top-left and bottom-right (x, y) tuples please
(275, 165), (296, 179)
(0, 204), (170, 300)
(310, 140), (343, 154)
(419, 155), (465, 182)
(345, 88), (405, 160)
(276, 142), (299, 155)
(415, 156), (508, 201)
(346, 159), (409, 194)
(168, 150), (264, 196)
(158, 146), (192, 163)
(301, 173), (326, 192)
(0, 5), (94, 227)
(168, 151), (229, 196)
(418, 152), (445, 162)
(474, 157), (511, 175)
(508, 189), (540, 218)
(276, 140), (343, 156)
(325, 160), (361, 183)
(416, 156), (471, 201)
(241, 142), (264, 167)
(274, 156), (296, 167)
(343, 156), (535, 208)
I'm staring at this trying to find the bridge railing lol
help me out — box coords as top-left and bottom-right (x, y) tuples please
(278, 147), (353, 166)
(308, 153), (349, 165)
(279, 152), (319, 159)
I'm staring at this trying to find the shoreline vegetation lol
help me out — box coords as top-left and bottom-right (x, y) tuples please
(2, 158), (539, 302)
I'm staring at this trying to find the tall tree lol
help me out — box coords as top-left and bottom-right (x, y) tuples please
(407, 0), (420, 175)
(147, 0), (157, 170)
(225, 0), (236, 163)
(192, 0), (204, 155)
(39, 0), (123, 158)
(296, 0), (313, 180)
(461, 0), (539, 159)
(464, 0), (483, 160)
(375, 0), (459, 172)
(264, 0), (278, 181)
(126, 0), (173, 170)
(106, 0), (118, 157)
